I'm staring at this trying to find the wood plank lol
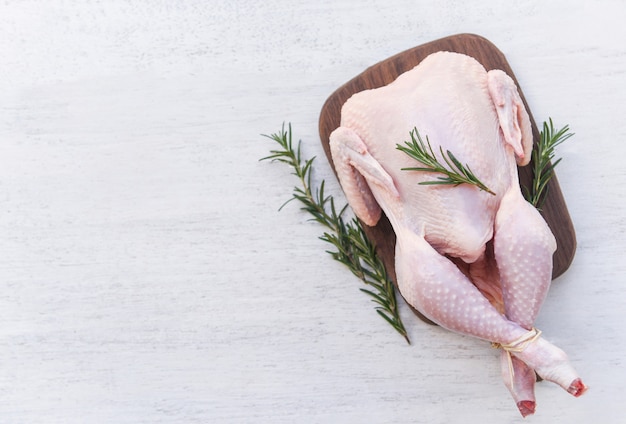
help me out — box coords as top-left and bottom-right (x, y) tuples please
(318, 33), (576, 323)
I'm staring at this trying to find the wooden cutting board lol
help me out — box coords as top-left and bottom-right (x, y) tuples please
(318, 34), (576, 322)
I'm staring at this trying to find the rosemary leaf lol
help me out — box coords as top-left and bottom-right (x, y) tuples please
(261, 123), (410, 344)
(376, 309), (398, 327)
(396, 128), (495, 195)
(526, 118), (573, 208)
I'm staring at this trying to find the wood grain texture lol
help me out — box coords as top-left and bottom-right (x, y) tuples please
(319, 34), (576, 297)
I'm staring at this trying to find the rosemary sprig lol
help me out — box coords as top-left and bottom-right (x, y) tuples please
(526, 118), (573, 207)
(396, 128), (496, 195)
(261, 123), (410, 344)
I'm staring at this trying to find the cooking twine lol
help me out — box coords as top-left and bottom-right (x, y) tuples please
(492, 327), (542, 388)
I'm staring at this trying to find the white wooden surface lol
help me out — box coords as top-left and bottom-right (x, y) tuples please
(1, 1), (625, 423)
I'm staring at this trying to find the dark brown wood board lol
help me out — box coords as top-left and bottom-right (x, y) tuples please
(318, 34), (576, 322)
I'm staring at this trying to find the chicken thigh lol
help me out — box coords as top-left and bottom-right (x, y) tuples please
(329, 51), (586, 415)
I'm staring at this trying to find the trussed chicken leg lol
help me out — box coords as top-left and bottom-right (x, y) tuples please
(328, 51), (586, 414)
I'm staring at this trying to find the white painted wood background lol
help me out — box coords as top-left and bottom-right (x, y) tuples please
(1, 1), (625, 423)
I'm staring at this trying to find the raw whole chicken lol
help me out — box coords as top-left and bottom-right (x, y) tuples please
(329, 51), (586, 416)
